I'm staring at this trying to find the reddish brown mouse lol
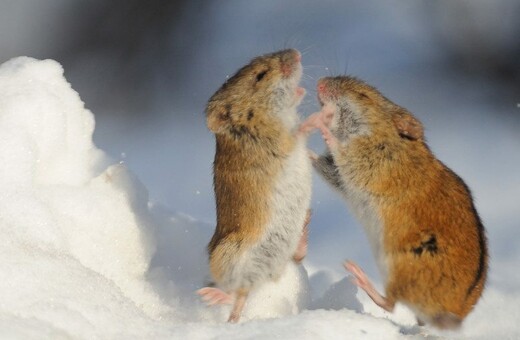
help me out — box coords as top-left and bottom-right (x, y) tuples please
(302, 75), (488, 329)
(198, 49), (312, 323)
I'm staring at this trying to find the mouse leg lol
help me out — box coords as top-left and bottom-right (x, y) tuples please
(293, 209), (311, 263)
(228, 290), (249, 323)
(197, 287), (234, 306)
(344, 260), (395, 312)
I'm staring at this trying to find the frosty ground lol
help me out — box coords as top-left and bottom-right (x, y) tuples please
(0, 57), (518, 339)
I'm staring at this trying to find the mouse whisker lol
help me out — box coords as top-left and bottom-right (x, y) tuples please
(302, 73), (316, 81)
(300, 45), (316, 56)
(303, 65), (328, 69)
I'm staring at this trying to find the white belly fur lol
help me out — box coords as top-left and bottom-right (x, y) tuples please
(227, 137), (311, 291)
(340, 182), (388, 282)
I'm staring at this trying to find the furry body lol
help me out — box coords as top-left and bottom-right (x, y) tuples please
(209, 134), (311, 292)
(308, 76), (488, 329)
(201, 49), (311, 322)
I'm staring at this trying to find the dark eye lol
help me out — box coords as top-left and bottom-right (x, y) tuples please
(256, 70), (268, 82)
(358, 92), (368, 99)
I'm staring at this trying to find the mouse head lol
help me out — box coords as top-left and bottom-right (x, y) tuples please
(317, 76), (423, 142)
(206, 49), (304, 136)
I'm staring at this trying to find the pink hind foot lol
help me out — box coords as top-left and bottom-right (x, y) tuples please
(344, 260), (395, 312)
(293, 209), (311, 263)
(197, 288), (250, 323)
(197, 287), (234, 306)
(227, 292), (248, 323)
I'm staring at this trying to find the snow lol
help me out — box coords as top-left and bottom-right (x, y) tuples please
(0, 57), (518, 339)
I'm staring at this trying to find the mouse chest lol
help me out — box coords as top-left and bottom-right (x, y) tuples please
(237, 139), (311, 285)
(268, 139), (312, 232)
(256, 139), (312, 258)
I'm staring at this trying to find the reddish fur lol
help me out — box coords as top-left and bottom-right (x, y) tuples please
(201, 49), (308, 323)
(314, 76), (488, 328)
(206, 51), (301, 285)
(208, 130), (295, 283)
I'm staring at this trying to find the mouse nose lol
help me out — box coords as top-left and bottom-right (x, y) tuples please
(294, 51), (301, 62)
(317, 80), (327, 93)
(281, 49), (301, 64)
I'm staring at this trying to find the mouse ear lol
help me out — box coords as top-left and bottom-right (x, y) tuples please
(206, 104), (230, 133)
(392, 110), (423, 141)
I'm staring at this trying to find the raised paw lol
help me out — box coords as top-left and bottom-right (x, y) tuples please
(320, 103), (336, 126)
(299, 112), (322, 135)
(319, 124), (338, 150)
(197, 287), (234, 306)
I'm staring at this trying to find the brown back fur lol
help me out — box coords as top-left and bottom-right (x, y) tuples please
(322, 76), (488, 323)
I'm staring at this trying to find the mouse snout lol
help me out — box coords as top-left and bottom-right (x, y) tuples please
(294, 50), (301, 62)
(317, 78), (331, 96)
(295, 86), (306, 100)
(279, 49), (301, 63)
(280, 49), (301, 77)
(317, 80), (327, 93)
(317, 78), (336, 105)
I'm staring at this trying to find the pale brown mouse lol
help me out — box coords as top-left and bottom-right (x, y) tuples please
(301, 76), (488, 329)
(197, 49), (312, 323)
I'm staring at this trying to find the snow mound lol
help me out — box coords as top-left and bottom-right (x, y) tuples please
(0, 57), (174, 335)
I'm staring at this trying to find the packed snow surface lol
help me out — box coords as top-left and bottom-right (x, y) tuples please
(0, 57), (518, 339)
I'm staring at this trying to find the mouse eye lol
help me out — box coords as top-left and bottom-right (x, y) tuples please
(256, 70), (268, 82)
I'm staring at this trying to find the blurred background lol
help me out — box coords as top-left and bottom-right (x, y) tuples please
(1, 0), (518, 283)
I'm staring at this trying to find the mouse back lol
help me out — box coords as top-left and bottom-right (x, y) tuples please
(315, 75), (488, 327)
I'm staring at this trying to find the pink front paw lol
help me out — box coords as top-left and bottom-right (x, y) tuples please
(320, 103), (336, 126)
(299, 112), (322, 135)
(319, 124), (339, 150)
